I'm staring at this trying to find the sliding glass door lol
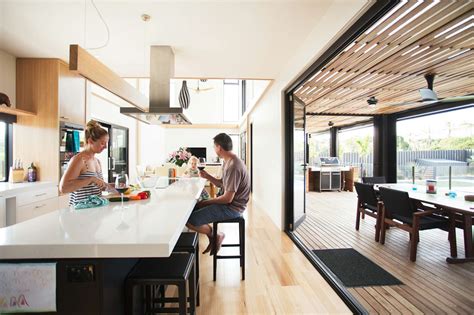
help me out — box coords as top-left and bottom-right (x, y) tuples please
(290, 95), (306, 230)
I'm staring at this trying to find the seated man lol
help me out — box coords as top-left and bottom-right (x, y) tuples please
(186, 133), (250, 255)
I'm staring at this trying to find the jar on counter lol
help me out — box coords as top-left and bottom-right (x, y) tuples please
(28, 163), (38, 182)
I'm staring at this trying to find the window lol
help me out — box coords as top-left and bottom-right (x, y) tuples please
(397, 107), (474, 192)
(223, 80), (241, 122)
(338, 125), (374, 179)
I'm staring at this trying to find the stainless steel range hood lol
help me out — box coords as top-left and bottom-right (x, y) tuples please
(120, 46), (191, 125)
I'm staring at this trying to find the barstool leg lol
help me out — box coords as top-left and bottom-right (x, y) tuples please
(195, 239), (200, 306)
(178, 281), (187, 315)
(189, 259), (196, 315)
(213, 222), (218, 281)
(125, 280), (134, 315)
(241, 220), (245, 281)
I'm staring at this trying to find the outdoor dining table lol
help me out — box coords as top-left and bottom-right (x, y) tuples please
(378, 183), (474, 263)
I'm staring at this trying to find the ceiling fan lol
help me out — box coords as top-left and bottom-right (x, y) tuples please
(366, 74), (474, 107)
(189, 79), (214, 94)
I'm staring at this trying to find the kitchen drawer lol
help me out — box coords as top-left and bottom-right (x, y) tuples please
(16, 186), (58, 207)
(16, 197), (58, 224)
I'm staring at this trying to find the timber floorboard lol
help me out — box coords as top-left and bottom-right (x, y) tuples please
(294, 191), (474, 315)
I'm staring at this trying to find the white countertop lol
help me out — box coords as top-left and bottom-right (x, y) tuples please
(309, 166), (351, 172)
(0, 181), (56, 197)
(0, 178), (206, 259)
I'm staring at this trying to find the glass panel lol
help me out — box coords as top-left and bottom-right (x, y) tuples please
(338, 125), (374, 180)
(308, 132), (330, 165)
(0, 122), (6, 181)
(397, 107), (474, 193)
(138, 78), (150, 98)
(293, 97), (306, 229)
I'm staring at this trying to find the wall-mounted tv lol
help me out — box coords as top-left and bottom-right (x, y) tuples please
(187, 147), (207, 159)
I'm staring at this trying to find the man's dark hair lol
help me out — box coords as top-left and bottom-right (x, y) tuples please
(213, 133), (233, 151)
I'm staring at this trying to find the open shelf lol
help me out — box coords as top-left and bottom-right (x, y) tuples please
(0, 105), (36, 117)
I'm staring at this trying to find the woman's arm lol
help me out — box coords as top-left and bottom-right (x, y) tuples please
(59, 156), (107, 193)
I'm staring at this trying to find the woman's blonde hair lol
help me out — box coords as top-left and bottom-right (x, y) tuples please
(85, 120), (108, 142)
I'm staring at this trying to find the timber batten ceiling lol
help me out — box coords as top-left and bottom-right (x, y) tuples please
(296, 0), (474, 133)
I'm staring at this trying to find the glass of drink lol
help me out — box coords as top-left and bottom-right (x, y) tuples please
(198, 158), (206, 171)
(115, 173), (130, 209)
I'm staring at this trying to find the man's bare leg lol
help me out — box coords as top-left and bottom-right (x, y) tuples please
(186, 223), (214, 254)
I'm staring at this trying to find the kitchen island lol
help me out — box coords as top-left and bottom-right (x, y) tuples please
(0, 178), (206, 314)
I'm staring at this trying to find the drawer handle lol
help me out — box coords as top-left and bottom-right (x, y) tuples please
(35, 204), (46, 209)
(35, 193), (47, 197)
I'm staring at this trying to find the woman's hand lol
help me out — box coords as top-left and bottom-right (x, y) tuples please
(90, 177), (109, 191)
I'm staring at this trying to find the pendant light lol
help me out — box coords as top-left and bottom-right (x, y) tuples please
(179, 80), (190, 109)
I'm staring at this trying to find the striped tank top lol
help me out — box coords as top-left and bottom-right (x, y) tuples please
(69, 171), (104, 206)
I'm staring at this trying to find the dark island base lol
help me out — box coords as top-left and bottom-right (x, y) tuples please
(2, 258), (139, 315)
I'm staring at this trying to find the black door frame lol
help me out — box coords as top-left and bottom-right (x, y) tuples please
(284, 1), (399, 314)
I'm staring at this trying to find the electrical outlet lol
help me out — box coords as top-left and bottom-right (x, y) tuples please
(66, 264), (95, 282)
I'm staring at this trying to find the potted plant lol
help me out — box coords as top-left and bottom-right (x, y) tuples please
(168, 147), (192, 167)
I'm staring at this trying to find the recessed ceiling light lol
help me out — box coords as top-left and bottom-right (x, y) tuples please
(141, 14), (151, 22)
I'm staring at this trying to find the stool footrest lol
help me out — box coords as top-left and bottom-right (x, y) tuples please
(148, 307), (193, 313)
(222, 244), (240, 247)
(216, 255), (242, 259)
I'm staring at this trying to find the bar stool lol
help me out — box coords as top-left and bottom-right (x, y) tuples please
(125, 253), (196, 315)
(173, 232), (200, 306)
(212, 216), (245, 281)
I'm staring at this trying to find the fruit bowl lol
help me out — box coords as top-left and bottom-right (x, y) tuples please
(137, 175), (159, 189)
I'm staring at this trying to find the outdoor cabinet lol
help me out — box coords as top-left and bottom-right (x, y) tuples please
(315, 170), (342, 191)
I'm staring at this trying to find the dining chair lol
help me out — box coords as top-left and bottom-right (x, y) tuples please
(362, 176), (387, 184)
(354, 182), (382, 242)
(378, 187), (457, 262)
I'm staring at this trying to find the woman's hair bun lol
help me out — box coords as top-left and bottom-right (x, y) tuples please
(85, 120), (108, 142)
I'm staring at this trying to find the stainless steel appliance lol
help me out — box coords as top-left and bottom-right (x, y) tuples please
(318, 157), (342, 191)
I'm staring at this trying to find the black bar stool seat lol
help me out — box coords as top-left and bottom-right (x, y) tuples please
(212, 216), (245, 281)
(125, 253), (196, 315)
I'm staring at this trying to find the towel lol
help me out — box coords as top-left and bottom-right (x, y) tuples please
(65, 130), (74, 152)
(72, 130), (80, 153)
(74, 195), (109, 210)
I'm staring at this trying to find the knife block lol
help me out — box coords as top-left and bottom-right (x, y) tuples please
(10, 168), (25, 183)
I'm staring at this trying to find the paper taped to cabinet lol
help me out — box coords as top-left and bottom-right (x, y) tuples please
(0, 263), (56, 312)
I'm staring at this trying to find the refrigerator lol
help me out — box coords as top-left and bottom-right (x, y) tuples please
(96, 122), (129, 183)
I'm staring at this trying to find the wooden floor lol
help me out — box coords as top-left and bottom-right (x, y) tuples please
(295, 191), (474, 315)
(191, 200), (351, 314)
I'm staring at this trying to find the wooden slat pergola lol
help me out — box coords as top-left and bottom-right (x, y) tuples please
(295, 0), (474, 133)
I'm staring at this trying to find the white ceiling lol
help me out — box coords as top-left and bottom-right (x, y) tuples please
(0, 0), (364, 78)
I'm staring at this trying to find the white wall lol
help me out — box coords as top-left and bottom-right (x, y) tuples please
(139, 126), (239, 166)
(248, 0), (367, 229)
(0, 49), (16, 106)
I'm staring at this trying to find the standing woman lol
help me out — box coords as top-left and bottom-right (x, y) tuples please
(60, 120), (110, 206)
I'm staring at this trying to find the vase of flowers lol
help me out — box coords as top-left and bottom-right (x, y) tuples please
(168, 147), (192, 167)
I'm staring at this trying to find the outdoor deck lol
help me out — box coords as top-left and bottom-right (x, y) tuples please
(295, 191), (474, 314)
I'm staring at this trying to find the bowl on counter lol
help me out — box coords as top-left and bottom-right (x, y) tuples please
(137, 175), (159, 189)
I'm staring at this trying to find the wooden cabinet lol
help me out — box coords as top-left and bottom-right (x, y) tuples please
(15, 58), (86, 183)
(59, 62), (86, 125)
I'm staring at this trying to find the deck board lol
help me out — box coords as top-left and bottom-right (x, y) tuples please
(295, 191), (474, 314)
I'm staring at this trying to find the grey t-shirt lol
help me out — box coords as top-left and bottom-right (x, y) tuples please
(222, 155), (250, 212)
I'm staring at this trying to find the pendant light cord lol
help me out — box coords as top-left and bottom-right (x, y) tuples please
(84, 0), (110, 50)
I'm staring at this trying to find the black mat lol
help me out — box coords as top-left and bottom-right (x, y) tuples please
(312, 248), (402, 287)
